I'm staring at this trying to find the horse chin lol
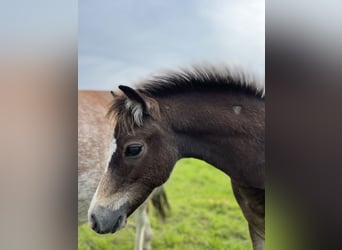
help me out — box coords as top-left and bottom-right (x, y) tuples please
(111, 214), (127, 233)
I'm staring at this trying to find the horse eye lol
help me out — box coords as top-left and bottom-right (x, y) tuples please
(125, 145), (142, 157)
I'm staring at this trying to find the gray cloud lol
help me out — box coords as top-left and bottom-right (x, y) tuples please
(79, 0), (264, 90)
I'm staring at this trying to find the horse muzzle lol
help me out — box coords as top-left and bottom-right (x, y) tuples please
(89, 204), (127, 234)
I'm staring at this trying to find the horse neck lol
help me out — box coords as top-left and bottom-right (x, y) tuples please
(159, 91), (265, 189)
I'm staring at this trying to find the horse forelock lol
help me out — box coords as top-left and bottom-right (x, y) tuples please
(106, 95), (144, 136)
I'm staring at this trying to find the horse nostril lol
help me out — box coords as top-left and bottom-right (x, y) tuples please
(90, 213), (98, 231)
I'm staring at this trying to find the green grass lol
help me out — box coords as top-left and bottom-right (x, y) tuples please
(78, 158), (251, 250)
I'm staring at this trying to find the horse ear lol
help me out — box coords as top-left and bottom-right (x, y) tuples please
(118, 85), (147, 111)
(118, 85), (160, 122)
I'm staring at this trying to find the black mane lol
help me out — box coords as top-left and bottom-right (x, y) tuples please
(136, 65), (264, 98)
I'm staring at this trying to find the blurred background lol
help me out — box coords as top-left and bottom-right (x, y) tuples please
(1, 0), (341, 250)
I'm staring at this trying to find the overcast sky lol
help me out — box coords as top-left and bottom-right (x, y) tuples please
(79, 0), (264, 90)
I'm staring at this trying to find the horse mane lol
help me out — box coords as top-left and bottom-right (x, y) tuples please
(107, 65), (264, 133)
(138, 65), (264, 98)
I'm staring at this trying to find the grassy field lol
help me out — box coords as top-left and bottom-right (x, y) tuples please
(78, 158), (252, 250)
